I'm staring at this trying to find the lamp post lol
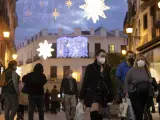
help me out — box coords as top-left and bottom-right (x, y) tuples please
(158, 1), (160, 8)
(12, 54), (17, 60)
(3, 31), (10, 38)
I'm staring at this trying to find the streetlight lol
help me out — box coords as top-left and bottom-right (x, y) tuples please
(12, 54), (17, 60)
(158, 1), (160, 8)
(3, 31), (10, 38)
(122, 50), (127, 55)
(126, 25), (133, 34)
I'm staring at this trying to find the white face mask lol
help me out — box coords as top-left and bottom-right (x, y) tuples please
(98, 58), (105, 64)
(137, 60), (145, 67)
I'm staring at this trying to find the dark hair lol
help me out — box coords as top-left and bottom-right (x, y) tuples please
(8, 60), (17, 69)
(54, 85), (57, 88)
(33, 63), (44, 73)
(95, 49), (106, 57)
(126, 51), (134, 55)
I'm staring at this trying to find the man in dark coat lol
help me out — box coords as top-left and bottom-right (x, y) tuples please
(22, 63), (47, 120)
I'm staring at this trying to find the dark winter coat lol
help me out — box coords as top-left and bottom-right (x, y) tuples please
(22, 72), (47, 95)
(79, 61), (114, 107)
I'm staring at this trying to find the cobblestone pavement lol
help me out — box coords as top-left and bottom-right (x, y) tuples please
(0, 112), (159, 120)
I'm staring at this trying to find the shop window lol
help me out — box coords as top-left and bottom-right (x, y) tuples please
(63, 66), (70, 77)
(50, 66), (57, 81)
(95, 43), (101, 53)
(108, 44), (115, 53)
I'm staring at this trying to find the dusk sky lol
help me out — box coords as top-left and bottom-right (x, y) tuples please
(15, 0), (128, 44)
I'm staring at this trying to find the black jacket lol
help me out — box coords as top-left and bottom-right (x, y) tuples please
(79, 62), (114, 107)
(22, 72), (47, 95)
(60, 78), (77, 97)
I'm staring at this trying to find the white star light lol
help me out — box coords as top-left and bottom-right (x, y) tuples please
(65, 0), (73, 9)
(37, 40), (54, 60)
(79, 0), (110, 23)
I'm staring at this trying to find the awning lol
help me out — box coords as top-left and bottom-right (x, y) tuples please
(137, 36), (160, 54)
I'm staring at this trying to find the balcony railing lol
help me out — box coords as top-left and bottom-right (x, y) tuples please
(18, 61), (23, 66)
(26, 58), (32, 64)
(33, 55), (40, 61)
(155, 10), (160, 28)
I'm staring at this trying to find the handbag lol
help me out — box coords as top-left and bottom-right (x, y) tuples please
(75, 101), (85, 120)
(118, 98), (128, 118)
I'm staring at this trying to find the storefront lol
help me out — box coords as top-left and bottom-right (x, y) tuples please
(137, 36), (160, 82)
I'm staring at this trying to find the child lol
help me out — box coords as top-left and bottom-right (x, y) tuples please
(17, 81), (28, 120)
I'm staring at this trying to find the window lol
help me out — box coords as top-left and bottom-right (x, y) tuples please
(95, 43), (101, 53)
(50, 66), (57, 80)
(51, 43), (57, 58)
(63, 66), (70, 77)
(143, 14), (148, 30)
(108, 44), (115, 53)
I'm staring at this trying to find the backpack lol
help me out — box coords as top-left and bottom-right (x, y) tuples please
(0, 72), (12, 87)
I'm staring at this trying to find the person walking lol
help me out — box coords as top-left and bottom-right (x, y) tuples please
(22, 63), (47, 120)
(124, 54), (151, 120)
(79, 49), (114, 120)
(2, 60), (20, 120)
(60, 69), (78, 120)
(156, 80), (160, 115)
(44, 89), (50, 113)
(51, 85), (59, 114)
(115, 51), (135, 102)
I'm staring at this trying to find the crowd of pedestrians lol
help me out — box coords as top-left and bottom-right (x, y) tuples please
(0, 49), (160, 120)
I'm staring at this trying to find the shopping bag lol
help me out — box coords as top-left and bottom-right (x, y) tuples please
(127, 98), (135, 120)
(118, 98), (128, 118)
(75, 101), (85, 120)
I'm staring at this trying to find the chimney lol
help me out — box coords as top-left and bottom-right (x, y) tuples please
(90, 28), (94, 35)
(100, 28), (106, 36)
(115, 29), (120, 37)
(58, 28), (63, 35)
(74, 28), (81, 35)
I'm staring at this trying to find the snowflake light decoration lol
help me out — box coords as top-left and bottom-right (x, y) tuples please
(79, 0), (110, 23)
(52, 8), (60, 20)
(37, 40), (54, 60)
(39, 1), (48, 7)
(24, 10), (33, 16)
(65, 0), (73, 9)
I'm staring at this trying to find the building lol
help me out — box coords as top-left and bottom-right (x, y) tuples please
(17, 28), (127, 89)
(0, 0), (18, 67)
(124, 0), (160, 81)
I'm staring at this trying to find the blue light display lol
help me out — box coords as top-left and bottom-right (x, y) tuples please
(57, 36), (88, 58)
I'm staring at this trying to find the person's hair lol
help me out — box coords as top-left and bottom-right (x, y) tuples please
(65, 69), (73, 78)
(54, 85), (57, 88)
(133, 54), (150, 71)
(33, 63), (44, 73)
(95, 49), (110, 67)
(126, 51), (135, 56)
(8, 60), (17, 69)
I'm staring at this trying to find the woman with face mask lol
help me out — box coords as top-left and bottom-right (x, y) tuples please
(124, 55), (151, 120)
(79, 49), (114, 120)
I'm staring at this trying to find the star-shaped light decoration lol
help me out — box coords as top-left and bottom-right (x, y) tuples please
(79, 0), (110, 23)
(39, 1), (48, 7)
(37, 40), (54, 60)
(52, 8), (60, 20)
(65, 0), (73, 9)
(24, 10), (33, 16)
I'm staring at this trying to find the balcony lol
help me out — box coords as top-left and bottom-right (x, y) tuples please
(18, 61), (23, 66)
(33, 55), (40, 61)
(26, 58), (32, 64)
(155, 10), (160, 28)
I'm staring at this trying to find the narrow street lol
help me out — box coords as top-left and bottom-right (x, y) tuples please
(0, 112), (159, 120)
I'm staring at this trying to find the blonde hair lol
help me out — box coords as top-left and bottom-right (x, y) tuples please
(65, 69), (73, 77)
(133, 54), (150, 72)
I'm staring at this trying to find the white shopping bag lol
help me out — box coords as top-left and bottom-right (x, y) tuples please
(127, 98), (135, 120)
(118, 98), (128, 118)
(75, 101), (85, 120)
